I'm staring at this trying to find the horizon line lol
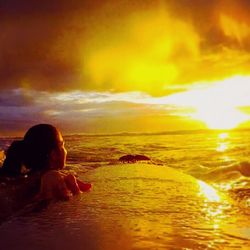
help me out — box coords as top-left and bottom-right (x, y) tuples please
(1, 127), (250, 138)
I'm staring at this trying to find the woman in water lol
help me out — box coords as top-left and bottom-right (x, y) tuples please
(0, 124), (91, 201)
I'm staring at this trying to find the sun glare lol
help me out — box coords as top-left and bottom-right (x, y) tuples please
(216, 142), (228, 152)
(165, 76), (250, 130)
(218, 133), (228, 139)
(198, 180), (221, 202)
(192, 106), (247, 130)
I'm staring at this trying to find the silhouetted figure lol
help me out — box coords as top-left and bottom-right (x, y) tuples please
(0, 140), (24, 177)
(0, 124), (91, 201)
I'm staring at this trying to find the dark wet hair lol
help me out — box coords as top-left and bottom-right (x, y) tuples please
(1, 140), (24, 177)
(0, 124), (60, 177)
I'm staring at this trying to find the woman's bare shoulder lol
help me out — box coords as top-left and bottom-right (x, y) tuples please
(42, 170), (63, 178)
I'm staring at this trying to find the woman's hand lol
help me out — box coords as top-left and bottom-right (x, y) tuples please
(60, 171), (92, 192)
(39, 170), (91, 201)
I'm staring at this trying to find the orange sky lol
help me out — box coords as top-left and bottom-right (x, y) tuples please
(1, 0), (250, 134)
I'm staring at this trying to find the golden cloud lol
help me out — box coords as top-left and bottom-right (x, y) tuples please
(1, 1), (250, 96)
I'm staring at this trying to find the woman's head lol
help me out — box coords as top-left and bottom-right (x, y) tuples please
(1, 140), (24, 176)
(1, 124), (67, 176)
(23, 124), (67, 172)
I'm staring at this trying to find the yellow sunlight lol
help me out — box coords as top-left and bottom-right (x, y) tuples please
(85, 10), (200, 95)
(198, 180), (221, 202)
(165, 76), (250, 130)
(192, 105), (247, 130)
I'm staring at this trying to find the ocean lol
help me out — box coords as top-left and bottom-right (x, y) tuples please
(1, 130), (250, 197)
(50, 130), (249, 188)
(0, 130), (250, 249)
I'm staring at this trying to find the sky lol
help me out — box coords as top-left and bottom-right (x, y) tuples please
(1, 0), (250, 135)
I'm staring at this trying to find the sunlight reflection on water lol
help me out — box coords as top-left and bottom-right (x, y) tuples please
(216, 142), (228, 152)
(1, 164), (249, 249)
(198, 180), (221, 202)
(0, 131), (250, 248)
(216, 132), (230, 152)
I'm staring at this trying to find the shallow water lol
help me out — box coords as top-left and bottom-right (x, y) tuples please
(1, 164), (250, 249)
(1, 130), (250, 175)
(0, 130), (250, 249)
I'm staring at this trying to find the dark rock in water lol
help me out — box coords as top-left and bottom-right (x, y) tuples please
(119, 154), (150, 163)
(134, 155), (150, 161)
(119, 155), (135, 163)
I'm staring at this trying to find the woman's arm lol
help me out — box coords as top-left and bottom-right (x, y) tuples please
(39, 170), (92, 201)
(76, 179), (92, 192)
(60, 170), (92, 192)
(39, 170), (71, 200)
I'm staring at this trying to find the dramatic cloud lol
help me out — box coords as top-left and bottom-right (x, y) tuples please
(1, 0), (250, 95)
(0, 88), (201, 135)
(1, 75), (250, 135)
(1, 1), (250, 134)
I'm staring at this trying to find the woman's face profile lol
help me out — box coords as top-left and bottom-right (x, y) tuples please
(50, 131), (67, 170)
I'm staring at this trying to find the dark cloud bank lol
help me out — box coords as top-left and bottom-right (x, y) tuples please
(1, 0), (250, 93)
(1, 1), (250, 134)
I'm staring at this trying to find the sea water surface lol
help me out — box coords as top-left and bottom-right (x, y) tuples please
(63, 130), (249, 189)
(0, 130), (250, 249)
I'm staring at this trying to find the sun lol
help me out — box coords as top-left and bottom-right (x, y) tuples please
(165, 76), (250, 130)
(191, 105), (248, 130)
